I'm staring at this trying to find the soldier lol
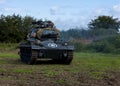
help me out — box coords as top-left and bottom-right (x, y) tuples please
(46, 20), (60, 38)
(28, 20), (60, 44)
(37, 20), (45, 28)
(36, 20), (60, 40)
(27, 20), (43, 39)
(46, 20), (54, 28)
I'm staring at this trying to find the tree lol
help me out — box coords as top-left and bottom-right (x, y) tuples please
(88, 15), (120, 32)
(0, 14), (36, 43)
(22, 16), (36, 39)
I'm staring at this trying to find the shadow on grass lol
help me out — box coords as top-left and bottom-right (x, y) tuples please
(35, 60), (67, 65)
(12, 59), (69, 65)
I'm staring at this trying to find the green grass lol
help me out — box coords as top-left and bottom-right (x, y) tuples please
(56, 79), (66, 84)
(73, 52), (120, 78)
(0, 53), (19, 58)
(75, 52), (120, 71)
(44, 70), (61, 77)
(13, 69), (33, 73)
(0, 43), (18, 53)
(0, 43), (18, 48)
(0, 52), (120, 79)
(0, 68), (7, 72)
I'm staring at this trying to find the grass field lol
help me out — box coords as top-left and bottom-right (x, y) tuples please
(0, 50), (120, 86)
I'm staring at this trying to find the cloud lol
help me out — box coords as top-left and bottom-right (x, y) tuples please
(50, 5), (72, 15)
(4, 8), (21, 12)
(53, 17), (89, 30)
(51, 4), (120, 30)
(52, 6), (120, 30)
(110, 4), (120, 18)
(0, 0), (5, 4)
(0, 7), (30, 16)
(94, 8), (110, 16)
(95, 8), (104, 15)
(113, 4), (120, 13)
(54, 19), (76, 30)
(3, 7), (24, 14)
(50, 6), (60, 15)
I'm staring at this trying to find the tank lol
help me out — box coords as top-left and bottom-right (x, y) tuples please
(19, 20), (74, 64)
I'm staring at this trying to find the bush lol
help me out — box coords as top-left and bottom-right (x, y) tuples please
(85, 41), (114, 53)
(70, 42), (85, 52)
(85, 34), (120, 53)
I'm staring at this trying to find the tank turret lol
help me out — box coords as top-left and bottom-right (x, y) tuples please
(19, 20), (74, 64)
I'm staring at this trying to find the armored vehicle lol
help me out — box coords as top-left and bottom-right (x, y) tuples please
(19, 20), (74, 64)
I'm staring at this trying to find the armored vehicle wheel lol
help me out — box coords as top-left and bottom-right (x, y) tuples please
(53, 51), (73, 64)
(28, 50), (37, 65)
(20, 47), (37, 64)
(66, 51), (73, 64)
(63, 51), (73, 64)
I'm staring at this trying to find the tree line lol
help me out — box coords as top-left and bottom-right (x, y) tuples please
(0, 14), (36, 42)
(61, 16), (120, 40)
(60, 15), (120, 53)
(0, 14), (120, 53)
(0, 14), (120, 43)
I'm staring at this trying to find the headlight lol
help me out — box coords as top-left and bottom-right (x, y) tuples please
(64, 43), (68, 46)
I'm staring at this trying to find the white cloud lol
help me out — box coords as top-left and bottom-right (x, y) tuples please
(4, 8), (21, 12)
(3, 7), (24, 15)
(0, 0), (5, 4)
(95, 8), (104, 15)
(54, 17), (89, 30)
(94, 8), (110, 16)
(54, 19), (76, 30)
(0, 7), (30, 16)
(50, 5), (70, 15)
(52, 4), (120, 30)
(110, 4), (120, 18)
(50, 6), (60, 15)
(113, 4), (120, 13)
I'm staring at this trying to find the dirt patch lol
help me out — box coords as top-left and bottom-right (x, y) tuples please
(0, 71), (120, 86)
(0, 53), (120, 86)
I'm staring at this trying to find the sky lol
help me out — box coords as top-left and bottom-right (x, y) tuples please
(0, 0), (120, 30)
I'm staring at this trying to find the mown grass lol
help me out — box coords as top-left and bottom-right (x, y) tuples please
(75, 52), (120, 71)
(0, 43), (18, 53)
(74, 52), (120, 79)
(0, 50), (120, 79)
(0, 53), (18, 58)
(13, 69), (33, 73)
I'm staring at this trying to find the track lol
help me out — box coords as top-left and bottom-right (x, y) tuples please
(20, 47), (37, 64)
(65, 51), (73, 64)
(19, 44), (74, 65)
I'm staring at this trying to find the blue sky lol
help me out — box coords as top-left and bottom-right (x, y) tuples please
(0, 0), (120, 30)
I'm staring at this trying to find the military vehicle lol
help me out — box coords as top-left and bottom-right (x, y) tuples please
(19, 20), (74, 64)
